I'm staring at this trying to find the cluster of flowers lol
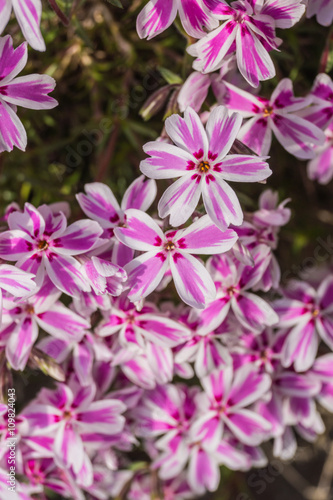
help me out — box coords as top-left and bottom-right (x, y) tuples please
(1, 171), (333, 499)
(1, 0), (333, 499)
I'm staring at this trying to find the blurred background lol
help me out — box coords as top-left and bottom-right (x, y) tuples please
(1, 1), (333, 498)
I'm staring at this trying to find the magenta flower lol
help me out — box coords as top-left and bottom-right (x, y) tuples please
(97, 295), (190, 349)
(114, 209), (238, 308)
(275, 277), (333, 371)
(200, 245), (278, 333)
(0, 203), (103, 296)
(0, 262), (36, 305)
(0, 278), (89, 370)
(307, 122), (333, 185)
(193, 364), (272, 447)
(140, 106), (272, 230)
(187, 0), (279, 87)
(0, 35), (57, 152)
(0, 0), (45, 51)
(306, 0), (333, 26)
(76, 176), (157, 266)
(22, 380), (126, 477)
(299, 73), (333, 130)
(136, 0), (218, 40)
(222, 78), (325, 158)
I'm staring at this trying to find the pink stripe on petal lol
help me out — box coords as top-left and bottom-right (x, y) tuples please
(170, 252), (216, 308)
(218, 154), (272, 182)
(121, 175), (157, 211)
(76, 182), (120, 226)
(6, 317), (38, 370)
(236, 24), (275, 88)
(232, 291), (278, 332)
(188, 447), (220, 495)
(165, 107), (208, 157)
(225, 408), (271, 446)
(206, 106), (243, 161)
(12, 0), (45, 51)
(136, 0), (177, 40)
(141, 141), (195, 179)
(0, 1), (12, 35)
(202, 174), (243, 231)
(176, 214), (238, 254)
(36, 303), (88, 341)
(0, 36), (27, 83)
(222, 80), (264, 118)
(271, 113), (325, 159)
(238, 116), (272, 156)
(0, 97), (27, 151)
(178, 0), (218, 37)
(188, 21), (237, 74)
(3, 74), (57, 109)
(158, 173), (202, 227)
(125, 251), (169, 302)
(114, 209), (165, 251)
(45, 253), (90, 296)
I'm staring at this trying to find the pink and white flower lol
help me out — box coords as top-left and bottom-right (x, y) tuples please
(114, 209), (238, 308)
(275, 276), (333, 371)
(0, 203), (103, 296)
(222, 78), (325, 158)
(136, 0), (219, 40)
(200, 245), (278, 333)
(76, 176), (157, 266)
(0, 0), (45, 51)
(22, 380), (126, 480)
(307, 122), (333, 185)
(187, 0), (279, 87)
(306, 0), (333, 26)
(0, 278), (89, 370)
(140, 106), (272, 230)
(193, 364), (272, 447)
(0, 35), (57, 152)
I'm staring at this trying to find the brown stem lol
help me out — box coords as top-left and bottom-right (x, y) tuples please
(48, 0), (70, 26)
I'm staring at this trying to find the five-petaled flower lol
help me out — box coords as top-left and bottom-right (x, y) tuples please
(0, 35), (57, 152)
(114, 209), (238, 309)
(140, 106), (272, 230)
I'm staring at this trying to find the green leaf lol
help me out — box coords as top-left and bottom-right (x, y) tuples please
(158, 67), (183, 85)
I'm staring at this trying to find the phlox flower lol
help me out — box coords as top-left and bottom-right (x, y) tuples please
(0, 262), (36, 313)
(307, 122), (333, 185)
(0, 278), (89, 370)
(76, 175), (157, 266)
(192, 364), (272, 447)
(222, 78), (325, 158)
(97, 294), (190, 349)
(22, 380), (126, 481)
(114, 209), (238, 308)
(199, 245), (278, 333)
(0, 203), (103, 296)
(0, 0), (45, 51)
(187, 0), (279, 87)
(299, 73), (333, 129)
(306, 0), (333, 26)
(0, 35), (57, 152)
(140, 106), (272, 230)
(136, 0), (219, 40)
(274, 276), (333, 371)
